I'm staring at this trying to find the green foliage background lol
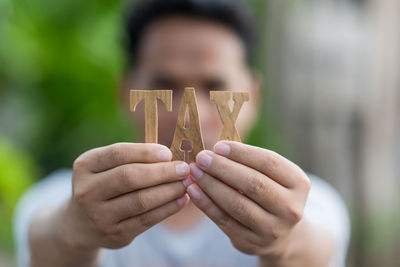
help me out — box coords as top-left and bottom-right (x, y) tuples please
(0, 138), (35, 251)
(0, 0), (280, 253)
(0, 0), (133, 175)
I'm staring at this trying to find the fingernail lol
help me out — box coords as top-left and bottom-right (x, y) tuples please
(176, 162), (190, 177)
(190, 163), (204, 181)
(187, 184), (203, 200)
(214, 142), (230, 157)
(176, 195), (188, 206)
(158, 149), (172, 161)
(196, 151), (212, 169)
(182, 177), (193, 188)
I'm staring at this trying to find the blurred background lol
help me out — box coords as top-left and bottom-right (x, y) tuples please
(0, 0), (399, 266)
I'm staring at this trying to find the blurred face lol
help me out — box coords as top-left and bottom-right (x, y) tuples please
(125, 16), (259, 150)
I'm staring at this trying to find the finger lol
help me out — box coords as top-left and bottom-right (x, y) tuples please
(117, 194), (189, 236)
(105, 181), (186, 223)
(74, 143), (173, 173)
(92, 161), (190, 200)
(190, 163), (273, 234)
(194, 151), (287, 215)
(213, 141), (306, 188)
(186, 183), (260, 245)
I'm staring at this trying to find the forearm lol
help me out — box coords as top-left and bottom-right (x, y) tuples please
(258, 219), (334, 267)
(29, 202), (100, 267)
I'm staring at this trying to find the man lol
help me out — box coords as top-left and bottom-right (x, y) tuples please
(15, 0), (350, 266)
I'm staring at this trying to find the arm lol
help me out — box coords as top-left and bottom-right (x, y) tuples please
(185, 141), (336, 267)
(28, 143), (190, 267)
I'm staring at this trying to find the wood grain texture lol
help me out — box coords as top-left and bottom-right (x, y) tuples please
(210, 91), (249, 142)
(130, 90), (172, 143)
(170, 87), (204, 162)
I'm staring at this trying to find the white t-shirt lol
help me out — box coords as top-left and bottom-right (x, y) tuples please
(14, 169), (350, 267)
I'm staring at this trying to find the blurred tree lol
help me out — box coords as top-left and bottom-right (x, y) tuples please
(0, 0), (133, 175)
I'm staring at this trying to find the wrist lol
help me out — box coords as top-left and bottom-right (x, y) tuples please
(29, 199), (100, 267)
(258, 220), (307, 267)
(56, 199), (99, 253)
(258, 219), (333, 267)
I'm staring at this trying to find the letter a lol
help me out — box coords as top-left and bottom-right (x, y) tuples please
(170, 87), (204, 161)
(130, 90), (172, 143)
(210, 91), (249, 142)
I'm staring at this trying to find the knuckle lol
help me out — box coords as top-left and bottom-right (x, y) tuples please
(269, 226), (281, 242)
(163, 200), (183, 217)
(264, 152), (280, 173)
(120, 165), (137, 189)
(97, 222), (113, 235)
(73, 156), (88, 171)
(230, 239), (258, 255)
(230, 239), (242, 251)
(109, 143), (124, 161)
(160, 163), (172, 178)
(198, 196), (214, 212)
(217, 214), (234, 230)
(218, 157), (229, 168)
(138, 214), (154, 228)
(86, 207), (104, 225)
(252, 234), (268, 248)
(110, 235), (132, 248)
(133, 191), (149, 213)
(142, 145), (153, 159)
(230, 198), (249, 218)
(246, 174), (266, 196)
(268, 219), (287, 242)
(73, 187), (89, 205)
(140, 165), (153, 179)
(300, 173), (311, 191)
(230, 240), (242, 251)
(105, 225), (122, 237)
(90, 215), (111, 235)
(174, 183), (186, 195)
(105, 227), (133, 248)
(166, 182), (185, 199)
(286, 204), (303, 223)
(167, 201), (182, 216)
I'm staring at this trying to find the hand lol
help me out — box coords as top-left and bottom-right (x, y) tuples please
(185, 141), (311, 259)
(61, 143), (190, 250)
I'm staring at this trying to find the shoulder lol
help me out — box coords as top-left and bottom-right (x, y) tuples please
(304, 173), (351, 267)
(305, 174), (350, 237)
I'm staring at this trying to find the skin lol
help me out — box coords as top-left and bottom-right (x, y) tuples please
(29, 16), (334, 267)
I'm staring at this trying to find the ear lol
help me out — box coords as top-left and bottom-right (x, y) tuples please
(246, 68), (262, 123)
(234, 67), (262, 140)
(119, 69), (137, 111)
(249, 69), (262, 111)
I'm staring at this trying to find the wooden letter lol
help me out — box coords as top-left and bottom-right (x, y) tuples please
(170, 87), (204, 161)
(130, 90), (172, 143)
(210, 91), (249, 142)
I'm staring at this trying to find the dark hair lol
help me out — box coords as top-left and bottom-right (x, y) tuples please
(124, 0), (258, 67)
